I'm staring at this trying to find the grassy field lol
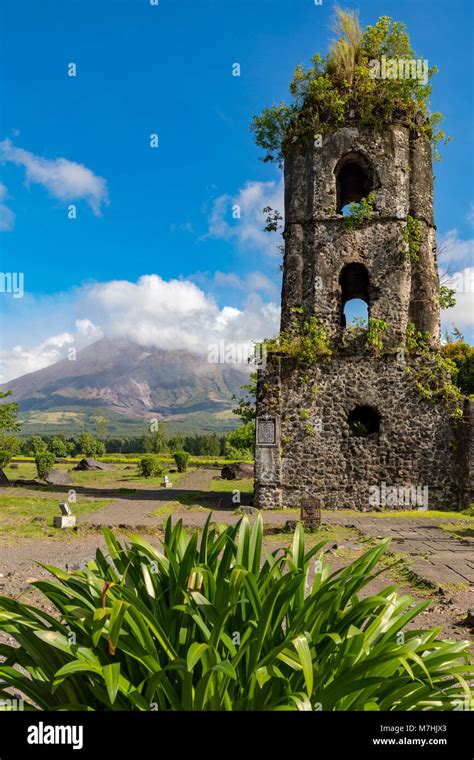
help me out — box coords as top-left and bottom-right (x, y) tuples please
(265, 523), (361, 545)
(11, 454), (253, 466)
(5, 461), (192, 490)
(70, 466), (191, 489)
(0, 494), (113, 540)
(211, 478), (254, 493)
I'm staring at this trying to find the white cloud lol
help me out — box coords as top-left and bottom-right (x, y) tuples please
(0, 139), (109, 216)
(441, 266), (474, 335)
(0, 332), (75, 382)
(84, 274), (280, 353)
(0, 182), (14, 231)
(437, 225), (474, 340)
(1, 254), (469, 386)
(75, 318), (103, 338)
(214, 270), (278, 296)
(0, 204), (15, 232)
(437, 230), (473, 268)
(213, 271), (242, 289)
(0, 313), (105, 383)
(246, 271), (278, 294)
(207, 178), (284, 256)
(467, 204), (474, 226)
(437, 231), (474, 340)
(0, 274), (280, 382)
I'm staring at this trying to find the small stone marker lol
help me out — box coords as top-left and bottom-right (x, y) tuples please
(54, 502), (76, 529)
(300, 497), (322, 532)
(162, 474), (173, 488)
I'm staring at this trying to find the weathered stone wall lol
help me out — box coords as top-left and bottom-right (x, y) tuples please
(283, 220), (413, 347)
(459, 399), (474, 506)
(281, 125), (440, 343)
(255, 123), (470, 511)
(255, 353), (463, 511)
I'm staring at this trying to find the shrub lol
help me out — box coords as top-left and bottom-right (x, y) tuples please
(173, 451), (190, 472)
(344, 192), (375, 230)
(79, 432), (105, 458)
(264, 309), (332, 366)
(34, 451), (56, 479)
(137, 455), (163, 478)
(94, 440), (106, 457)
(66, 441), (76, 457)
(0, 434), (20, 458)
(48, 436), (68, 458)
(0, 518), (471, 711)
(439, 285), (456, 311)
(143, 421), (169, 454)
(224, 422), (255, 459)
(0, 433), (20, 472)
(441, 341), (474, 397)
(0, 450), (12, 469)
(30, 436), (48, 455)
(366, 318), (388, 354)
(224, 445), (245, 461)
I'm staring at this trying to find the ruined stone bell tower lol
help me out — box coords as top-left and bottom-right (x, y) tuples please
(254, 124), (469, 511)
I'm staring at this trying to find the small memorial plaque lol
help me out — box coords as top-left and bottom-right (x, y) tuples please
(257, 415), (277, 446)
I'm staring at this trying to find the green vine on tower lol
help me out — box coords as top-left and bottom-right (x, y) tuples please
(404, 322), (465, 419)
(263, 307), (332, 366)
(402, 216), (423, 262)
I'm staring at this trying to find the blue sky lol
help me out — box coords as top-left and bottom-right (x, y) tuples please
(0, 0), (473, 380)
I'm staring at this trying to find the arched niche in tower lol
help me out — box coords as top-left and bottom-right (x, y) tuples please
(339, 262), (370, 328)
(334, 152), (374, 214)
(347, 405), (380, 438)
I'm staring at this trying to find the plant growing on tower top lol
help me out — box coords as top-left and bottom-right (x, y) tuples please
(251, 7), (449, 165)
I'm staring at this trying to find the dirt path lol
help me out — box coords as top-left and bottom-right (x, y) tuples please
(80, 467), (247, 528)
(0, 534), (109, 606)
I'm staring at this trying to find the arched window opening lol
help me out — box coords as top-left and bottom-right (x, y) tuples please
(339, 263), (370, 328)
(347, 406), (380, 438)
(335, 154), (372, 214)
(341, 204), (354, 217)
(343, 298), (369, 328)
